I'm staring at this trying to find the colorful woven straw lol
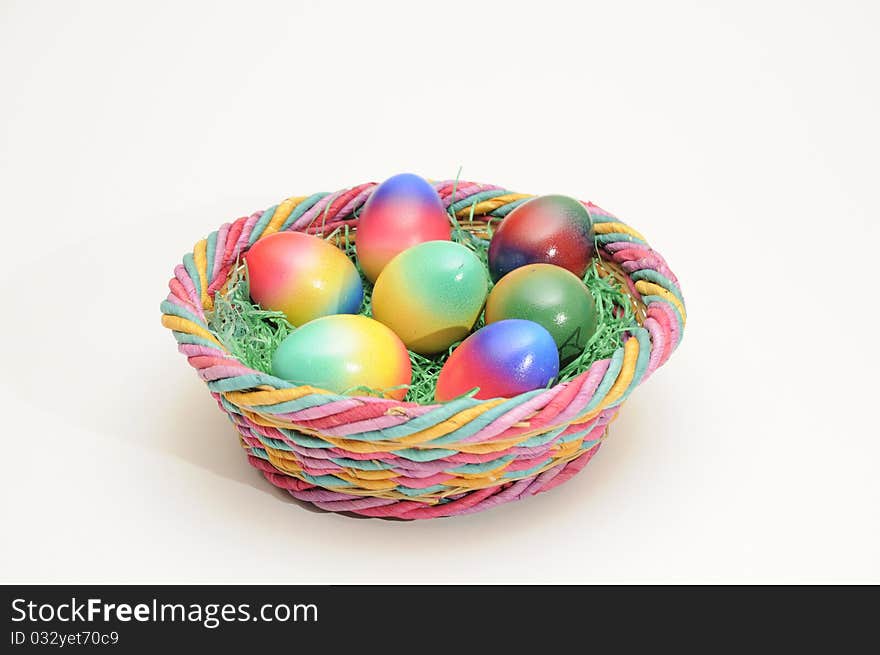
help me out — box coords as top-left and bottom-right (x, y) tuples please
(160, 180), (686, 519)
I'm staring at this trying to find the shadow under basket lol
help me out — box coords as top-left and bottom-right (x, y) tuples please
(160, 180), (686, 519)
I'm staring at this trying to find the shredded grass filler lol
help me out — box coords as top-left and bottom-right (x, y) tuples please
(207, 217), (637, 404)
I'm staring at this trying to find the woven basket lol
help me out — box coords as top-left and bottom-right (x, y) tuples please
(160, 180), (685, 519)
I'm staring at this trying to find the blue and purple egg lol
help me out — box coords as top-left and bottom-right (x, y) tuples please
(435, 319), (559, 401)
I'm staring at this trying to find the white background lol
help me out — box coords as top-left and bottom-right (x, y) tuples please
(1, 0), (877, 584)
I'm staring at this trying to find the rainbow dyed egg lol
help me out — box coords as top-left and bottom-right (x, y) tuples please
(356, 173), (451, 282)
(246, 231), (363, 327)
(372, 241), (488, 355)
(435, 319), (559, 402)
(271, 315), (412, 400)
(487, 195), (595, 282)
(485, 263), (598, 365)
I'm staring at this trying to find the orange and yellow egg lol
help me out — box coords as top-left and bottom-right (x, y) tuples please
(246, 231), (363, 327)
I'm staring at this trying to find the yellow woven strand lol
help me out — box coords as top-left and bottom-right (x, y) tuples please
(263, 196), (307, 237)
(314, 434), (526, 455)
(264, 447), (299, 462)
(333, 473), (399, 491)
(573, 336), (640, 424)
(454, 193), (533, 217)
(634, 280), (687, 324)
(394, 399), (508, 446)
(224, 385), (332, 408)
(266, 451), (302, 476)
(340, 468), (399, 482)
(193, 239), (211, 310)
(553, 438), (582, 460)
(161, 315), (224, 348)
(601, 337), (640, 408)
(452, 461), (510, 481)
(451, 438), (545, 455)
(316, 438), (415, 453)
(592, 221), (647, 242)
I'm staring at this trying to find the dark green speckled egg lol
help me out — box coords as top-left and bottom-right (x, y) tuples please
(484, 263), (597, 364)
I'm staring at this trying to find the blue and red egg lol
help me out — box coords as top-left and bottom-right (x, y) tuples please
(355, 173), (451, 282)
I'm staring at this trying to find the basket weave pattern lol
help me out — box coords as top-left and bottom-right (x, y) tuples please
(161, 180), (685, 519)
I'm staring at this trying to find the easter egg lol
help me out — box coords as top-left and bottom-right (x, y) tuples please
(246, 231), (363, 327)
(271, 315), (412, 400)
(356, 173), (451, 282)
(372, 241), (488, 355)
(487, 194), (596, 282)
(435, 319), (559, 402)
(485, 263), (598, 365)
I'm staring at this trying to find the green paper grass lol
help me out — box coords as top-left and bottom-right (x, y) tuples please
(207, 264), (295, 374)
(206, 220), (637, 404)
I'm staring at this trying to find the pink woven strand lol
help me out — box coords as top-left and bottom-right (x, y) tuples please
(584, 202), (616, 218)
(537, 445), (601, 494)
(231, 211), (264, 257)
(167, 278), (199, 312)
(642, 317), (668, 379)
(648, 301), (681, 354)
(220, 217), (247, 268)
(173, 264), (203, 314)
(211, 222), (230, 282)
(289, 192), (340, 232)
(309, 412), (430, 437)
(332, 184), (375, 220)
(547, 359), (612, 426)
(461, 384), (566, 444)
(311, 495), (401, 513)
(165, 291), (197, 313)
(454, 478), (537, 515)
(178, 343), (232, 359)
(198, 364), (255, 383)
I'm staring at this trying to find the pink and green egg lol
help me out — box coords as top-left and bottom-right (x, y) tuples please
(372, 240), (488, 355)
(246, 231), (363, 327)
